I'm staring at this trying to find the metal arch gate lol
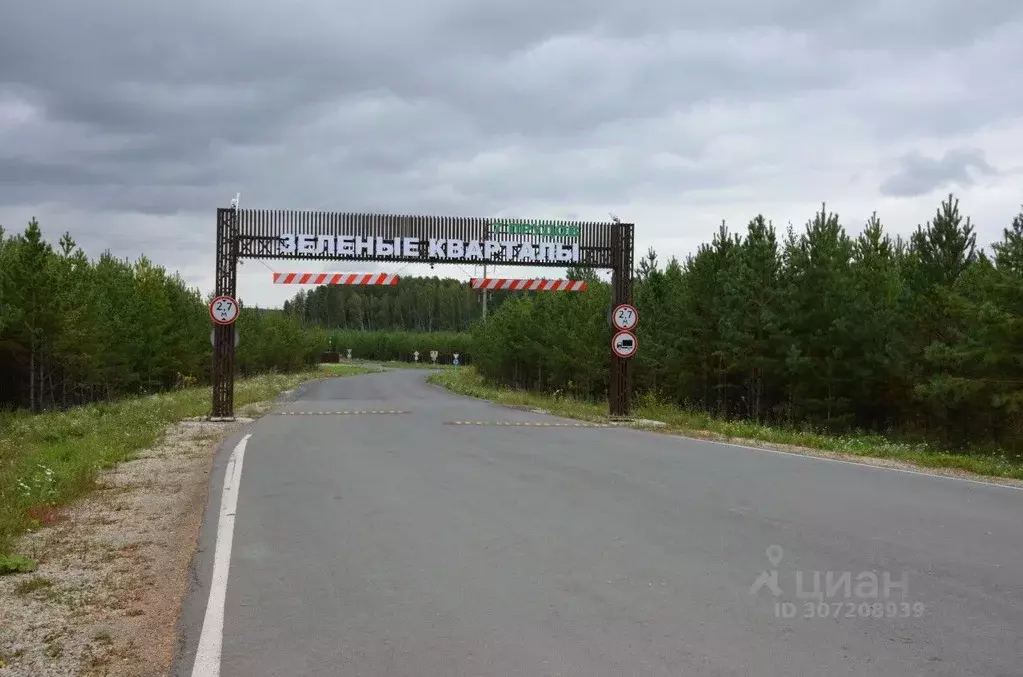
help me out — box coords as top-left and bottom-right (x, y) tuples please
(211, 208), (635, 418)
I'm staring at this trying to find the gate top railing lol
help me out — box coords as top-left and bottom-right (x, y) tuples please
(225, 209), (627, 269)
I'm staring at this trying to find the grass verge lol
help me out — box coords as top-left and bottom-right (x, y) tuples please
(375, 360), (456, 370)
(428, 367), (1023, 482)
(0, 364), (372, 559)
(325, 359), (455, 371)
(318, 362), (385, 374)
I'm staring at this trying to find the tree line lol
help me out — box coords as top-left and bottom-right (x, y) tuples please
(284, 276), (517, 331)
(13, 188), (1021, 456)
(472, 194), (1023, 454)
(326, 330), (470, 364)
(0, 219), (323, 412)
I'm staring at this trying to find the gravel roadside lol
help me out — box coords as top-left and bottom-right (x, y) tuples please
(0, 402), (270, 676)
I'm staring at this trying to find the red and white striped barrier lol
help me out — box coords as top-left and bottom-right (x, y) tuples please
(272, 272), (400, 285)
(469, 278), (587, 291)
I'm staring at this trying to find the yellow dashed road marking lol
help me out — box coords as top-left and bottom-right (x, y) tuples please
(271, 410), (411, 416)
(443, 420), (609, 428)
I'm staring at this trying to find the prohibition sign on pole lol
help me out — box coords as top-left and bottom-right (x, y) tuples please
(612, 303), (639, 331)
(209, 295), (239, 325)
(612, 330), (638, 358)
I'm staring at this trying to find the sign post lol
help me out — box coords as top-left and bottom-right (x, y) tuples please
(346, 348), (352, 360)
(209, 295), (239, 420)
(453, 352), (460, 367)
(413, 350), (419, 362)
(430, 350), (438, 364)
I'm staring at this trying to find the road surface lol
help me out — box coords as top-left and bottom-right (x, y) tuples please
(173, 369), (1023, 676)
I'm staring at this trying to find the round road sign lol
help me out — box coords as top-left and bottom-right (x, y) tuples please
(612, 304), (639, 331)
(611, 330), (638, 358)
(209, 295), (239, 325)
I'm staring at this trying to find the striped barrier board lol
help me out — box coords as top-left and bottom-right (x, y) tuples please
(469, 278), (587, 291)
(272, 272), (400, 285)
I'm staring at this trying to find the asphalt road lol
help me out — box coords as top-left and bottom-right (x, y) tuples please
(173, 369), (1023, 677)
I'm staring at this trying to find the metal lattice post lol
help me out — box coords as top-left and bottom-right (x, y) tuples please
(609, 222), (635, 418)
(211, 208), (239, 418)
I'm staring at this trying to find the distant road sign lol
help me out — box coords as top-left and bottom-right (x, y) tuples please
(210, 328), (239, 347)
(611, 330), (637, 359)
(612, 304), (638, 331)
(209, 295), (239, 325)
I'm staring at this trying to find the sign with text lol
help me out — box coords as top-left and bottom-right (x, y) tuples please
(612, 304), (638, 331)
(209, 295), (239, 325)
(278, 234), (580, 264)
(490, 222), (581, 238)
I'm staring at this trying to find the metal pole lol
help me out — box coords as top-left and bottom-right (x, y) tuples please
(609, 221), (635, 418)
(481, 221), (490, 319)
(211, 207), (238, 419)
(482, 261), (488, 319)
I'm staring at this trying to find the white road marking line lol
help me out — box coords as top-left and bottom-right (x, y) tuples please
(191, 433), (250, 677)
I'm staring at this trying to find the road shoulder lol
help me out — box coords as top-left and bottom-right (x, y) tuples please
(0, 405), (264, 676)
(426, 370), (1023, 491)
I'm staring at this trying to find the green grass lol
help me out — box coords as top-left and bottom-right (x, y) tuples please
(0, 554), (36, 574)
(14, 575), (54, 595)
(318, 362), (386, 374)
(428, 367), (1023, 482)
(0, 364), (373, 559)
(374, 360), (456, 370)
(325, 358), (457, 371)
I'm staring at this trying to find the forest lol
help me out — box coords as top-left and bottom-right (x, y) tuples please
(283, 275), (513, 331)
(0, 219), (323, 412)
(5, 191), (1023, 456)
(285, 192), (1023, 453)
(471, 194), (1023, 454)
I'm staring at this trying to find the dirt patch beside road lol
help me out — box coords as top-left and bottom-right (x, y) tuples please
(0, 403), (269, 676)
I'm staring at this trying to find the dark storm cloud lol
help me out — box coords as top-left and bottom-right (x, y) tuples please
(879, 149), (999, 198)
(1, 0), (1022, 238)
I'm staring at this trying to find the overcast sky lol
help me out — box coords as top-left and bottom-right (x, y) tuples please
(2, 0), (1022, 308)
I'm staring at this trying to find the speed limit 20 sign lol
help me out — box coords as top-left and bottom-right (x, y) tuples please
(612, 304), (638, 331)
(209, 295), (239, 325)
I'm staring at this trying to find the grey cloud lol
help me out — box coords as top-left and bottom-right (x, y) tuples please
(1, 0), (1022, 284)
(879, 148), (999, 198)
(436, 0), (1022, 54)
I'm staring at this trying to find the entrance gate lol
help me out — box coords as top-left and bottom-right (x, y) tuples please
(212, 208), (635, 418)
